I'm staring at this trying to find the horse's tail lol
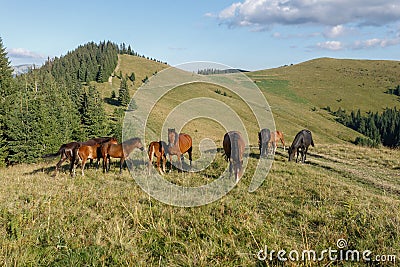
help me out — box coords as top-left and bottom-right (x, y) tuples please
(42, 144), (65, 158)
(232, 133), (240, 166)
(310, 136), (315, 147)
(147, 143), (153, 162)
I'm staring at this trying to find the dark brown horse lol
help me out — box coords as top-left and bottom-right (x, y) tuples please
(167, 128), (193, 172)
(268, 130), (286, 153)
(42, 137), (116, 177)
(148, 141), (168, 175)
(288, 129), (314, 163)
(102, 137), (144, 174)
(258, 128), (271, 157)
(78, 138), (118, 176)
(223, 131), (245, 182)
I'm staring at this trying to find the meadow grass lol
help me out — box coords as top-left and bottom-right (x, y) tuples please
(0, 144), (399, 266)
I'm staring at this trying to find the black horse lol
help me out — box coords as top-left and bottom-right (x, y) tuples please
(258, 128), (271, 157)
(288, 129), (314, 163)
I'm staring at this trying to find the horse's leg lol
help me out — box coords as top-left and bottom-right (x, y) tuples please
(304, 147), (308, 163)
(55, 157), (65, 177)
(296, 148), (299, 163)
(169, 154), (173, 172)
(102, 155), (107, 173)
(281, 138), (286, 151)
(162, 154), (166, 173)
(119, 158), (125, 174)
(81, 157), (87, 176)
(300, 147), (305, 163)
(156, 154), (163, 175)
(188, 146), (193, 166)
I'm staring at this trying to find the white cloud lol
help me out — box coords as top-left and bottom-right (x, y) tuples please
(323, 25), (346, 38)
(7, 48), (45, 59)
(316, 41), (344, 50)
(353, 37), (400, 49)
(217, 0), (400, 28)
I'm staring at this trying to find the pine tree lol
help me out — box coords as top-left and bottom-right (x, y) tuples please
(0, 37), (13, 166)
(118, 76), (130, 106)
(81, 85), (109, 138)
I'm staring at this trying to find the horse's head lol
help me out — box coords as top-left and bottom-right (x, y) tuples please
(288, 146), (295, 161)
(168, 128), (177, 146)
(110, 137), (118, 145)
(134, 138), (144, 151)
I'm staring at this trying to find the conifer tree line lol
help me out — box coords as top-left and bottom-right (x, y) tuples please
(118, 42), (167, 65)
(0, 38), (152, 165)
(333, 107), (400, 147)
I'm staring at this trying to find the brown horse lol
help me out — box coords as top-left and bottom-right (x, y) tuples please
(223, 131), (245, 182)
(167, 128), (193, 172)
(42, 137), (116, 177)
(102, 137), (144, 174)
(268, 130), (286, 153)
(148, 141), (168, 175)
(78, 138), (118, 176)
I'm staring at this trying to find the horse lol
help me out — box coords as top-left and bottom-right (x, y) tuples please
(147, 141), (168, 175)
(288, 129), (314, 163)
(167, 128), (193, 172)
(258, 128), (271, 157)
(223, 131), (245, 182)
(102, 137), (144, 174)
(77, 138), (118, 176)
(42, 137), (116, 177)
(268, 130), (286, 153)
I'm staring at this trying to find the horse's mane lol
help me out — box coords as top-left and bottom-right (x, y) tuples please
(123, 137), (141, 145)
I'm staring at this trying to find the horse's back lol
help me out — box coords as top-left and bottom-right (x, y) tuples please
(223, 131), (244, 159)
(259, 128), (271, 144)
(178, 133), (192, 153)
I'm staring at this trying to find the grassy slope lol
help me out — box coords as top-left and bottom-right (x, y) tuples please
(1, 56), (400, 266)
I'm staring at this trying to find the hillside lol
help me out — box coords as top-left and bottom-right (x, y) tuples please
(250, 57), (400, 113)
(94, 54), (168, 114)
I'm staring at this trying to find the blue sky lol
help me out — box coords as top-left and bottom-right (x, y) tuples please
(1, 0), (400, 70)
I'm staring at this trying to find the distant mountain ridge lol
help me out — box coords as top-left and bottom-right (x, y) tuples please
(12, 64), (39, 76)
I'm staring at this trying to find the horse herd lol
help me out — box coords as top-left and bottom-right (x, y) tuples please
(43, 128), (314, 179)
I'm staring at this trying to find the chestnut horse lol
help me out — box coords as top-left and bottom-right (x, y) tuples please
(77, 138), (118, 176)
(268, 130), (286, 153)
(223, 131), (245, 182)
(167, 128), (193, 172)
(102, 137), (144, 174)
(42, 137), (116, 177)
(148, 141), (168, 175)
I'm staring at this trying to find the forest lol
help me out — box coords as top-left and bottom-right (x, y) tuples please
(0, 39), (154, 166)
(332, 106), (400, 147)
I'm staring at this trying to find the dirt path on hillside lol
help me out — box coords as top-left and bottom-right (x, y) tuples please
(274, 147), (400, 197)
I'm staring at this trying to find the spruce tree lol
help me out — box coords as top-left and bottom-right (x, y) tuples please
(118, 76), (130, 106)
(0, 37), (13, 166)
(81, 85), (109, 138)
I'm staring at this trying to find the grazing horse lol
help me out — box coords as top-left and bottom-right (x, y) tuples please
(148, 141), (168, 175)
(42, 137), (116, 177)
(258, 128), (271, 157)
(223, 131), (245, 182)
(167, 128), (193, 172)
(268, 130), (286, 153)
(288, 129), (314, 163)
(102, 137), (144, 174)
(77, 138), (118, 176)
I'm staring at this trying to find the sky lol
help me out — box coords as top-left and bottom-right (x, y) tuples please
(1, 0), (400, 71)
